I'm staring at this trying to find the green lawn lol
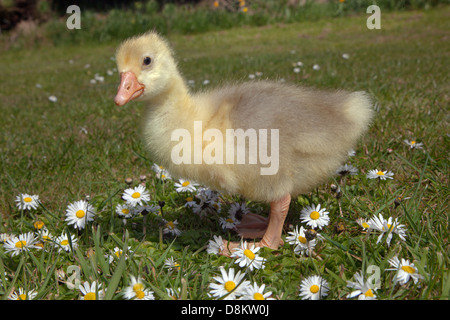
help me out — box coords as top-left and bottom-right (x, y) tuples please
(0, 6), (448, 300)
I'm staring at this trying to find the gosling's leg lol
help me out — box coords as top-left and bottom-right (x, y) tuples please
(220, 193), (291, 256)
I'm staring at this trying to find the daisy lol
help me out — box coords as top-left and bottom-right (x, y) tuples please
(219, 215), (240, 230)
(163, 219), (181, 236)
(228, 202), (250, 220)
(190, 188), (221, 217)
(336, 163), (358, 176)
(123, 276), (155, 300)
(387, 256), (424, 285)
(115, 203), (135, 219)
(240, 282), (275, 300)
(404, 139), (423, 149)
(152, 163), (172, 180)
(122, 185), (150, 207)
(3, 232), (39, 256)
(209, 267), (250, 300)
(231, 241), (266, 271)
(65, 200), (96, 230)
(342, 53), (350, 59)
(207, 235), (224, 254)
(299, 275), (329, 300)
(174, 179), (199, 193)
(367, 213), (407, 246)
(55, 232), (78, 252)
(15, 193), (40, 210)
(106, 246), (131, 263)
(48, 95), (57, 102)
(366, 169), (394, 180)
(8, 288), (38, 300)
(300, 204), (330, 230)
(356, 218), (371, 230)
(166, 287), (181, 300)
(79, 281), (104, 300)
(164, 256), (181, 271)
(312, 64), (321, 71)
(285, 225), (316, 256)
(346, 271), (378, 300)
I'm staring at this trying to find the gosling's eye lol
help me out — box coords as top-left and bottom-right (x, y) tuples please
(143, 57), (152, 66)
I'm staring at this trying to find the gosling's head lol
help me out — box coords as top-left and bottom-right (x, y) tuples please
(114, 31), (177, 106)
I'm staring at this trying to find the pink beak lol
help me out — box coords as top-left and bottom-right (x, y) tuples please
(114, 71), (145, 106)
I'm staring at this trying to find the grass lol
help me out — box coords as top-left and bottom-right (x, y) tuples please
(0, 5), (449, 301)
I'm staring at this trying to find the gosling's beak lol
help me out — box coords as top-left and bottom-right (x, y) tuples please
(114, 71), (145, 106)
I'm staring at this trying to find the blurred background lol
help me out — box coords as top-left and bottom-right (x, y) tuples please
(1, 0), (448, 49)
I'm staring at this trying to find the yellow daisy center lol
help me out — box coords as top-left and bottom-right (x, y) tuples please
(135, 290), (145, 299)
(182, 181), (190, 187)
(60, 239), (69, 246)
(376, 171), (385, 176)
(18, 293), (27, 300)
(310, 211), (320, 220)
(362, 222), (370, 229)
(226, 218), (234, 223)
(23, 197), (32, 203)
(159, 165), (164, 169)
(84, 292), (96, 300)
(383, 224), (393, 232)
(411, 140), (416, 144)
(131, 192), (141, 199)
(186, 197), (193, 202)
(133, 283), (144, 292)
(76, 209), (85, 219)
(43, 235), (51, 241)
(253, 292), (265, 300)
(15, 240), (26, 248)
(115, 250), (123, 258)
(298, 236), (307, 244)
(401, 265), (416, 274)
(122, 208), (130, 215)
(244, 249), (255, 260)
(34, 221), (44, 229)
(167, 221), (175, 229)
(310, 284), (320, 293)
(224, 281), (236, 292)
(364, 289), (374, 297)
(161, 174), (166, 179)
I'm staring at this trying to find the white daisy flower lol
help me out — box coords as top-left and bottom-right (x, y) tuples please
(231, 241), (266, 271)
(164, 256), (181, 271)
(240, 282), (275, 300)
(48, 95), (57, 102)
(8, 288), (38, 300)
(163, 220), (181, 236)
(15, 194), (40, 210)
(356, 218), (371, 230)
(123, 276), (154, 300)
(312, 64), (320, 70)
(37, 227), (53, 244)
(228, 202), (250, 219)
(3, 232), (39, 256)
(79, 281), (104, 300)
(403, 139), (423, 149)
(293, 67), (301, 73)
(366, 169), (394, 180)
(152, 163), (172, 180)
(116, 203), (135, 219)
(207, 235), (224, 254)
(122, 185), (150, 207)
(342, 53), (350, 60)
(300, 204), (330, 230)
(387, 256), (424, 285)
(285, 225), (316, 256)
(336, 163), (359, 176)
(209, 267), (250, 300)
(55, 232), (78, 252)
(299, 275), (329, 300)
(106, 246), (132, 263)
(166, 287), (181, 300)
(174, 179), (199, 193)
(367, 213), (407, 246)
(219, 215), (240, 230)
(65, 200), (96, 230)
(346, 271), (378, 300)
